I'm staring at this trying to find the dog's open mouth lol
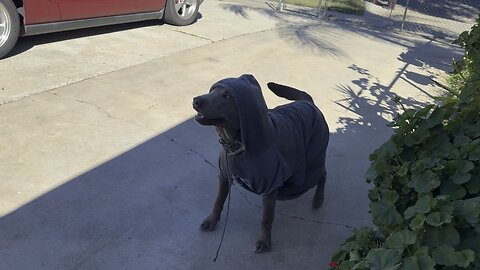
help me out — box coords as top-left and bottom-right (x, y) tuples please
(194, 113), (223, 126)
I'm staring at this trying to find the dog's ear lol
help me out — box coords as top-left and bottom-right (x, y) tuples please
(267, 82), (314, 103)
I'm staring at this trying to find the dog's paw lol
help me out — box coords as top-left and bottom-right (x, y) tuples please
(312, 189), (325, 210)
(254, 239), (272, 253)
(200, 217), (219, 232)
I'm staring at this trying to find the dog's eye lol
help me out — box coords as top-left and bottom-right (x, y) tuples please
(223, 93), (231, 99)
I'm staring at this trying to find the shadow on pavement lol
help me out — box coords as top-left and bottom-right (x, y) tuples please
(395, 0), (480, 23)
(221, 1), (477, 38)
(0, 113), (364, 270)
(5, 11), (203, 59)
(0, 7), (463, 270)
(6, 20), (164, 59)
(0, 41), (456, 269)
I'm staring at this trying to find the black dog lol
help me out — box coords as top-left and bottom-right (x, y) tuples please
(193, 74), (329, 253)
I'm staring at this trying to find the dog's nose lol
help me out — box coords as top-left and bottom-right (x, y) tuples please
(193, 97), (202, 110)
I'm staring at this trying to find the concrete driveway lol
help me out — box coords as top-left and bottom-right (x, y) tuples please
(0, 0), (463, 269)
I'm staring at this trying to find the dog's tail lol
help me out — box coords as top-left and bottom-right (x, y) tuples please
(267, 82), (314, 103)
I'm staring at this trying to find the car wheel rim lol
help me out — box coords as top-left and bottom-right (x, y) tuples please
(174, 0), (197, 20)
(0, 2), (12, 47)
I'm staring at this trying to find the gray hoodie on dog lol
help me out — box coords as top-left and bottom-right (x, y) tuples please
(215, 74), (329, 200)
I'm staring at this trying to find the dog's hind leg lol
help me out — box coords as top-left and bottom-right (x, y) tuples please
(200, 177), (229, 232)
(312, 170), (326, 210)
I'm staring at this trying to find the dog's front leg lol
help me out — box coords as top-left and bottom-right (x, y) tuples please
(255, 190), (277, 253)
(200, 177), (229, 232)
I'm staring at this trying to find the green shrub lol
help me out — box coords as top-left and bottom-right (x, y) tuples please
(450, 16), (480, 95)
(330, 17), (480, 270)
(285, 0), (366, 15)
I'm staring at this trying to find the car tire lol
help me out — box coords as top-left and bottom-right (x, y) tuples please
(163, 0), (199, 26)
(0, 0), (20, 59)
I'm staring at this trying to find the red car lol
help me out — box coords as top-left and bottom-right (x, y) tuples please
(0, 0), (202, 58)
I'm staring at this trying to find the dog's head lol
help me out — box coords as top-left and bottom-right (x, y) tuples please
(192, 86), (240, 130)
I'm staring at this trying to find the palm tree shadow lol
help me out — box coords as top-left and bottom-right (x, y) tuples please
(395, 0), (480, 23)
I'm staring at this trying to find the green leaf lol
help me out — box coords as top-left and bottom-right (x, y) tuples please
(338, 260), (355, 269)
(404, 194), (435, 219)
(376, 140), (398, 159)
(454, 135), (471, 147)
(405, 108), (416, 117)
(447, 160), (474, 173)
(368, 189), (381, 201)
(401, 186), (411, 194)
(370, 201), (404, 226)
(381, 175), (394, 187)
(465, 170), (480, 194)
(422, 133), (459, 159)
(342, 241), (356, 252)
(458, 228), (480, 266)
(405, 128), (429, 147)
(423, 225), (460, 247)
(459, 199), (480, 224)
(382, 190), (399, 204)
(404, 206), (417, 220)
(474, 223), (480, 233)
(409, 170), (441, 193)
(439, 180), (467, 200)
(353, 260), (369, 269)
(465, 130), (480, 144)
(348, 251), (361, 261)
(438, 203), (454, 215)
(455, 249), (475, 268)
(365, 165), (378, 181)
(432, 246), (457, 266)
(426, 211), (452, 226)
(413, 246), (430, 256)
(432, 246), (475, 268)
(415, 105), (435, 118)
(469, 146), (480, 161)
(412, 159), (439, 172)
(398, 165), (409, 177)
(416, 194), (435, 213)
(332, 248), (348, 262)
(459, 138), (480, 158)
(410, 214), (426, 230)
(385, 230), (416, 251)
(451, 172), (472, 184)
(403, 255), (436, 270)
(424, 107), (445, 128)
(374, 160), (389, 176)
(366, 249), (401, 270)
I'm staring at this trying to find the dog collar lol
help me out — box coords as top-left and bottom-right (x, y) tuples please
(219, 138), (246, 156)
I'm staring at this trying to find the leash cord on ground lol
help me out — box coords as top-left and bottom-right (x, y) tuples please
(233, 185), (354, 229)
(212, 181), (232, 262)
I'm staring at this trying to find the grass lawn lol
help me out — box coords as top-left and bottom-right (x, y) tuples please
(285, 0), (366, 15)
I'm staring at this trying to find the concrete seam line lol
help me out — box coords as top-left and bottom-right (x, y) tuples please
(50, 91), (156, 132)
(173, 29), (215, 42)
(163, 134), (217, 169)
(0, 22), (313, 107)
(233, 185), (354, 230)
